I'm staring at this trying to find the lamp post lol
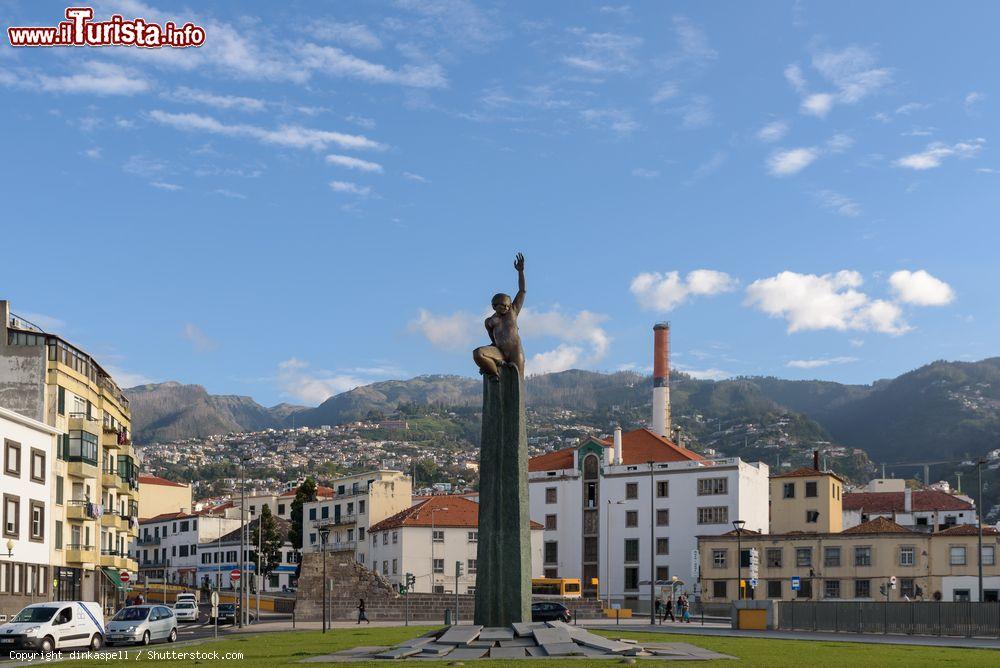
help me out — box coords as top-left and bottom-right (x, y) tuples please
(429, 507), (449, 594)
(648, 461), (656, 625)
(320, 527), (331, 633)
(1, 539), (12, 558)
(605, 499), (624, 609)
(239, 456), (250, 627)
(732, 520), (746, 601)
(978, 459), (985, 602)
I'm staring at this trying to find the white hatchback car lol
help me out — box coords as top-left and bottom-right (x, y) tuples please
(106, 605), (177, 646)
(172, 600), (199, 623)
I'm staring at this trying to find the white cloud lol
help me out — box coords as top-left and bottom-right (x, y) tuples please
(403, 171), (429, 183)
(103, 365), (155, 388)
(276, 358), (364, 404)
(889, 270), (955, 306)
(825, 133), (854, 153)
(676, 365), (732, 381)
(664, 16), (717, 70)
(182, 323), (217, 352)
(526, 344), (587, 375)
(150, 181), (182, 191)
(787, 356), (858, 369)
(745, 270), (911, 335)
(784, 64), (807, 92)
(815, 190), (861, 217)
(894, 139), (985, 170)
(687, 151), (726, 183)
(630, 269), (737, 312)
(757, 120), (789, 143)
(631, 168), (660, 179)
(562, 30), (642, 73)
(2, 60), (150, 95)
(329, 180), (372, 196)
(148, 110), (384, 151)
(326, 154), (383, 173)
(346, 114), (376, 129)
(306, 21), (383, 50)
(651, 82), (680, 104)
(408, 309), (480, 351)
(83, 147), (102, 159)
(580, 108), (639, 136)
(965, 91), (985, 108)
(812, 45), (891, 103)
(167, 86), (266, 112)
(298, 44), (446, 88)
(17, 311), (65, 332)
(767, 147), (819, 176)
(801, 93), (834, 117)
(212, 188), (246, 199)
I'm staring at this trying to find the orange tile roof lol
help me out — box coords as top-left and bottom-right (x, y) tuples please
(529, 428), (702, 472)
(841, 516), (913, 534)
(138, 474), (188, 488)
(771, 467), (846, 483)
(369, 495), (542, 532)
(843, 490), (974, 513)
(935, 524), (999, 536)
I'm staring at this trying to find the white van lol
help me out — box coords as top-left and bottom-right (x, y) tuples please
(175, 592), (197, 605)
(0, 601), (105, 653)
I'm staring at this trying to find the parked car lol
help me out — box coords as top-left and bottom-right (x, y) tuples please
(172, 601), (199, 623)
(175, 593), (198, 605)
(0, 601), (106, 652)
(106, 605), (177, 646)
(531, 601), (572, 623)
(212, 604), (254, 625)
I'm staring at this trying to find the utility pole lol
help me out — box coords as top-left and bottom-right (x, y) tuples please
(733, 520), (746, 601)
(454, 561), (462, 625)
(978, 459), (985, 601)
(256, 512), (262, 623)
(648, 461), (655, 625)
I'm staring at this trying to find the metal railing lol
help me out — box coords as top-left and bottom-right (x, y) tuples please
(778, 601), (1000, 637)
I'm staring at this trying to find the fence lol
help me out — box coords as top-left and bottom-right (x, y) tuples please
(778, 601), (1000, 637)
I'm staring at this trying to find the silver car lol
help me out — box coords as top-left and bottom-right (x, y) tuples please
(105, 605), (177, 646)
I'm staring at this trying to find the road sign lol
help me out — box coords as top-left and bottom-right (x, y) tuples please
(890, 576), (897, 590)
(230, 569), (242, 582)
(691, 549), (700, 578)
(211, 591), (219, 606)
(791, 576), (801, 591)
(749, 578), (758, 588)
(119, 570), (130, 583)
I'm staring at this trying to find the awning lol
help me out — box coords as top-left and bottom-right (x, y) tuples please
(101, 567), (125, 588)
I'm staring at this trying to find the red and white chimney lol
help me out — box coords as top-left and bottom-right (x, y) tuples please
(651, 323), (672, 439)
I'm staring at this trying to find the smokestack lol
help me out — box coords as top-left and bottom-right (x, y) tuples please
(813, 450), (819, 471)
(651, 323), (671, 438)
(613, 426), (623, 465)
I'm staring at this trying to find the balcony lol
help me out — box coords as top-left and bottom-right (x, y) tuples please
(66, 500), (98, 521)
(136, 535), (161, 546)
(101, 428), (122, 450)
(319, 540), (357, 552)
(116, 475), (132, 493)
(315, 514), (357, 529)
(100, 549), (121, 568)
(100, 509), (121, 528)
(67, 459), (99, 479)
(68, 413), (101, 435)
(66, 543), (97, 565)
(101, 468), (118, 488)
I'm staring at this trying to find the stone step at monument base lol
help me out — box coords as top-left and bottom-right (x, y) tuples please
(313, 620), (736, 661)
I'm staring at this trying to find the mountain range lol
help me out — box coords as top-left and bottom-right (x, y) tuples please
(125, 358), (1000, 464)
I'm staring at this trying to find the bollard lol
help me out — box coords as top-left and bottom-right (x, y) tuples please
(444, 608), (451, 626)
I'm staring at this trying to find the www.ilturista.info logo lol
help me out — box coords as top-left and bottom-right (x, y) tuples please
(8, 7), (206, 48)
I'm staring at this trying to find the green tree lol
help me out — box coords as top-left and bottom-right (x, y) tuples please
(250, 505), (284, 587)
(288, 477), (317, 551)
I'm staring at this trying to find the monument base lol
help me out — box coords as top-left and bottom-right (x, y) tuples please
(474, 364), (531, 627)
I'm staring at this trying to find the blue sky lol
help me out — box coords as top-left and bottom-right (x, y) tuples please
(2, 1), (998, 406)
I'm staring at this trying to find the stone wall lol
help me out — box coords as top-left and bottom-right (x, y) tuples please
(293, 551), (604, 621)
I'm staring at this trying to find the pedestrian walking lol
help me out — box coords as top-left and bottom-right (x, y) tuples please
(679, 594), (691, 623)
(357, 598), (370, 624)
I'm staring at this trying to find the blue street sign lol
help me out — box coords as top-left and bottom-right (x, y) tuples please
(749, 578), (758, 588)
(791, 576), (801, 591)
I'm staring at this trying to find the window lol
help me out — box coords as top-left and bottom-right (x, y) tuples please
(56, 476), (64, 505)
(805, 481), (818, 498)
(383, 532), (389, 545)
(382, 561), (389, 576)
(358, 527), (365, 540)
(805, 510), (820, 523)
(656, 538), (669, 555)
(432, 530), (444, 542)
(656, 480), (669, 498)
(4, 440), (21, 477)
(953, 589), (971, 602)
(433, 559), (444, 573)
(899, 546), (915, 567)
(712, 549), (727, 568)
(854, 546), (872, 567)
(624, 539), (639, 562)
(625, 510), (638, 527)
(900, 578), (916, 598)
(66, 431), (97, 465)
(767, 580), (782, 599)
(697, 478), (727, 495)
(656, 566), (670, 581)
(467, 559), (477, 574)
(797, 579), (813, 599)
(392, 531), (398, 544)
(824, 547), (841, 567)
(697, 506), (729, 525)
(624, 567), (639, 590)
(824, 580), (840, 599)
(277, 504), (285, 515)
(309, 509), (316, 520)
(358, 500), (366, 514)
(545, 514), (557, 530)
(765, 548), (782, 568)
(950, 546), (966, 566)
(983, 545), (996, 566)
(467, 531), (478, 542)
(656, 509), (669, 526)
(795, 547), (812, 567)
(783, 483), (795, 499)
(3, 495), (20, 538)
(713, 581), (727, 599)
(545, 487), (557, 504)
(55, 520), (63, 549)
(854, 579), (871, 598)
(320, 506), (328, 519)
(432, 585), (444, 594)
(30, 449), (45, 483)
(625, 483), (638, 500)
(544, 541), (558, 564)
(30, 501), (44, 541)
(58, 386), (66, 415)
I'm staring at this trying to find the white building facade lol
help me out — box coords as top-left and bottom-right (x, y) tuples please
(368, 495), (542, 594)
(133, 511), (241, 586)
(196, 517), (297, 592)
(528, 428), (769, 612)
(0, 406), (59, 618)
(842, 488), (978, 532)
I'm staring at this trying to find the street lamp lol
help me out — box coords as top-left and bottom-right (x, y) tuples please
(605, 499), (624, 609)
(1, 539), (13, 558)
(648, 461), (656, 625)
(732, 520), (746, 602)
(320, 527), (331, 633)
(978, 459), (986, 602)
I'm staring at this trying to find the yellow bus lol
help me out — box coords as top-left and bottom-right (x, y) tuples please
(531, 578), (582, 599)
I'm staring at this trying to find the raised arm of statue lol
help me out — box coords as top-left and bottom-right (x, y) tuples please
(512, 252), (526, 314)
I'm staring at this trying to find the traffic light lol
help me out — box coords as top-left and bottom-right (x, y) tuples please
(455, 561), (464, 577)
(405, 572), (416, 591)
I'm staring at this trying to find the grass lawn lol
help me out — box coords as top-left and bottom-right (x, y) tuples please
(55, 626), (997, 667)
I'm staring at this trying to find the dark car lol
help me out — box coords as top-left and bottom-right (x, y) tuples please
(212, 603), (255, 625)
(531, 601), (572, 623)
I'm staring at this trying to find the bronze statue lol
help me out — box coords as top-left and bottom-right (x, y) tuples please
(473, 253), (526, 380)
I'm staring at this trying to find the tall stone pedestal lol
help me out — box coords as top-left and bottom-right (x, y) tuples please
(474, 365), (531, 626)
